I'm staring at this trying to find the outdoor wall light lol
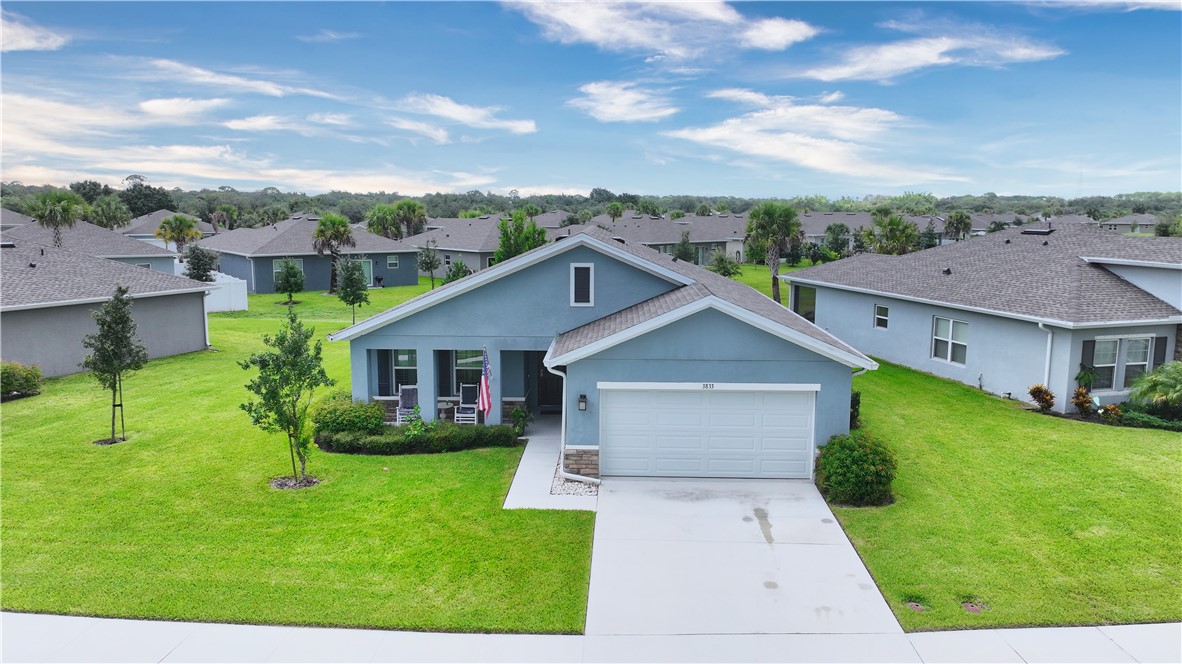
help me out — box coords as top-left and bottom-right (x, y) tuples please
(578, 394), (587, 411)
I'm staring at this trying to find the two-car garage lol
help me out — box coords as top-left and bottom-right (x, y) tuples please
(597, 383), (818, 480)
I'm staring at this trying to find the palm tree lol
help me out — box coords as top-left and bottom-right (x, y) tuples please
(26, 190), (88, 247)
(393, 200), (427, 238)
(606, 202), (624, 223)
(312, 213), (356, 293)
(870, 213), (920, 255)
(944, 210), (972, 241)
(87, 195), (132, 229)
(155, 214), (203, 255)
(366, 203), (401, 239)
(745, 201), (800, 304)
(695, 204), (711, 217)
(521, 203), (542, 222)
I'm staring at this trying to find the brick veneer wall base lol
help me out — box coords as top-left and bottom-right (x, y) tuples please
(563, 449), (600, 478)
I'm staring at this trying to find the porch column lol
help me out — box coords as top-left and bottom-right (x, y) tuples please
(486, 345), (503, 425)
(416, 345), (438, 422)
(350, 344), (368, 402)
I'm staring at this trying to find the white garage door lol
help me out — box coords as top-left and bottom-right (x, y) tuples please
(598, 384), (816, 479)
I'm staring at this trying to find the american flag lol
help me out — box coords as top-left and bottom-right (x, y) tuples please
(478, 347), (493, 419)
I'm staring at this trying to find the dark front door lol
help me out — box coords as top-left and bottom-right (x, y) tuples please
(537, 356), (564, 413)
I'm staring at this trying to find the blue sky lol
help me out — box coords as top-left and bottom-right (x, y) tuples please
(2, 1), (1179, 198)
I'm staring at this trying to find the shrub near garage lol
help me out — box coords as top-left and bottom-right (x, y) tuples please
(312, 392), (386, 435)
(816, 430), (897, 506)
(317, 423), (518, 455)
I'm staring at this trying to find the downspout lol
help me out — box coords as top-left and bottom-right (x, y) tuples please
(1038, 322), (1053, 386)
(202, 290), (211, 348)
(544, 362), (601, 486)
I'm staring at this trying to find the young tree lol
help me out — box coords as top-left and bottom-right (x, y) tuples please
(441, 257), (473, 285)
(417, 239), (442, 288)
(239, 310), (334, 483)
(708, 251), (741, 278)
(312, 213), (356, 293)
(393, 199), (427, 237)
(493, 211), (547, 264)
(521, 203), (542, 221)
(606, 201), (625, 223)
(746, 201), (800, 304)
(366, 203), (401, 239)
(672, 230), (696, 262)
(155, 214), (202, 254)
(87, 195), (132, 229)
(944, 210), (972, 241)
(823, 223), (851, 253)
(274, 258), (305, 304)
(919, 219), (941, 249)
(26, 190), (88, 247)
(986, 220), (1008, 233)
(184, 245), (219, 282)
(335, 256), (371, 324)
(80, 286), (149, 443)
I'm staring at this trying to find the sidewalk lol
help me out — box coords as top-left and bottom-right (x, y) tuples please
(2, 612), (1178, 663)
(502, 415), (597, 511)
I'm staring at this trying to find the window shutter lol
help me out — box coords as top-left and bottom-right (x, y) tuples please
(1080, 340), (1095, 367)
(1153, 336), (1168, 369)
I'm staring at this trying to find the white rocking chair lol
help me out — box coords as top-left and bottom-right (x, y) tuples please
(454, 383), (479, 425)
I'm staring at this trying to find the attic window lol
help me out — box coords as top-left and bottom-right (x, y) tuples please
(570, 263), (594, 307)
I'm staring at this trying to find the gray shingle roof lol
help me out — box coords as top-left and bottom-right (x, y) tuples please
(1, 208), (35, 227)
(790, 223), (1181, 325)
(1, 241), (208, 310)
(123, 210), (214, 236)
(3, 221), (175, 258)
(196, 215), (415, 256)
(408, 217), (582, 253)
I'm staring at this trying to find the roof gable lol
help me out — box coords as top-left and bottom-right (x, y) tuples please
(123, 210), (213, 236)
(196, 215), (415, 257)
(4, 221), (175, 258)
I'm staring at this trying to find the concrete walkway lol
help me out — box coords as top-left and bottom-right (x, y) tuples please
(502, 415), (597, 511)
(3, 612), (1179, 663)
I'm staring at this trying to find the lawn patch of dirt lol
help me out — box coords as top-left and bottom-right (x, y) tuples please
(270, 476), (320, 490)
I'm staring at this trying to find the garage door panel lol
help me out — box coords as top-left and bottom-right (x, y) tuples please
(600, 386), (816, 479)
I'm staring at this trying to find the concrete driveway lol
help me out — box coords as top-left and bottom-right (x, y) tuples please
(585, 478), (902, 636)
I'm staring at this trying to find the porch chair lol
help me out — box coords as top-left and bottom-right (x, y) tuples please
(395, 385), (419, 424)
(455, 383), (479, 425)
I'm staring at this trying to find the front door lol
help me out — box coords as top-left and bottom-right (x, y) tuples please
(537, 358), (564, 414)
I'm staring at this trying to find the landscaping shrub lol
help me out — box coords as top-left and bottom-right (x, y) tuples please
(850, 390), (862, 429)
(1099, 403), (1122, 425)
(1028, 384), (1055, 413)
(312, 394), (386, 435)
(317, 422), (519, 455)
(1, 361), (42, 399)
(1120, 409), (1182, 432)
(816, 430), (897, 506)
(1071, 387), (1094, 418)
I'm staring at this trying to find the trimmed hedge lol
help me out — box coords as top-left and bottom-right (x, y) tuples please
(313, 395), (386, 435)
(1, 361), (42, 399)
(317, 422), (519, 455)
(816, 430), (897, 506)
(1120, 410), (1182, 432)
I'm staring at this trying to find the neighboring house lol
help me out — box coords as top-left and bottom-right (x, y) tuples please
(532, 210), (571, 228)
(406, 217), (579, 275)
(788, 223), (1180, 413)
(797, 211), (947, 247)
(0, 208), (35, 231)
(3, 221), (177, 272)
(0, 239), (211, 377)
(123, 210), (215, 248)
(195, 214), (418, 293)
(1093, 213), (1158, 234)
(574, 211), (749, 264)
(329, 227), (876, 480)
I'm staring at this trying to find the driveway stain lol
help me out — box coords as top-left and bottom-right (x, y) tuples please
(753, 507), (774, 543)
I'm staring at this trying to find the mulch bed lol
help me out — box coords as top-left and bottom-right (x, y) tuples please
(92, 437), (128, 446)
(270, 476), (320, 490)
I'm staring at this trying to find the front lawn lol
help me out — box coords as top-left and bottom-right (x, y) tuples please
(0, 283), (594, 633)
(841, 361), (1181, 631)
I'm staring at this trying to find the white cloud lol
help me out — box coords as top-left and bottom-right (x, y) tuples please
(138, 97), (230, 121)
(1025, 0), (1180, 10)
(295, 29), (363, 43)
(140, 58), (341, 99)
(567, 81), (679, 123)
(818, 91), (845, 104)
(397, 93), (536, 134)
(506, 1), (817, 61)
(666, 88), (963, 184)
(386, 117), (450, 144)
(307, 112), (352, 126)
(1, 12), (68, 52)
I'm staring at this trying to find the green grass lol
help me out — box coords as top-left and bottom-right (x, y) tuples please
(218, 276), (435, 322)
(839, 361), (1182, 631)
(734, 262), (813, 300)
(1, 282), (594, 633)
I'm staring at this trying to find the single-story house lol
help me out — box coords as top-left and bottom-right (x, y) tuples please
(328, 227), (876, 480)
(787, 223), (1180, 413)
(0, 208), (35, 231)
(195, 214), (419, 293)
(797, 211), (948, 247)
(122, 210), (215, 248)
(405, 217), (583, 276)
(3, 221), (177, 272)
(1092, 213), (1159, 234)
(0, 239), (211, 377)
(574, 211), (749, 264)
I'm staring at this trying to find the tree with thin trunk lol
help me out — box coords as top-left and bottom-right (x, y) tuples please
(393, 199), (427, 238)
(312, 213), (356, 293)
(184, 246), (219, 282)
(366, 203), (401, 239)
(672, 230), (696, 262)
(26, 190), (88, 247)
(745, 201), (800, 304)
(944, 210), (972, 241)
(336, 256), (370, 324)
(493, 210), (547, 264)
(274, 258), (305, 305)
(155, 214), (202, 254)
(606, 202), (624, 223)
(521, 203), (542, 222)
(81, 286), (149, 443)
(823, 223), (851, 253)
(417, 239), (442, 288)
(239, 310), (334, 484)
(87, 195), (132, 229)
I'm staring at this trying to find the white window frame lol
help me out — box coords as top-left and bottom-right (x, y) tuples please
(570, 263), (594, 307)
(454, 350), (482, 396)
(272, 258), (304, 280)
(1091, 334), (1155, 393)
(931, 316), (968, 365)
(486, 256), (495, 268)
(387, 255), (399, 269)
(444, 254), (452, 267)
(874, 304), (889, 330)
(1091, 338), (1120, 391)
(136, 263), (152, 269)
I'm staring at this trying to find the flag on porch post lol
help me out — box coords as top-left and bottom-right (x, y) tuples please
(478, 346), (493, 419)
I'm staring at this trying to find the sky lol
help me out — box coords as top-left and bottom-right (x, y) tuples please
(1, 1), (1179, 199)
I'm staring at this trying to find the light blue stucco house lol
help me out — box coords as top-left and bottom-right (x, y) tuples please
(788, 223), (1180, 413)
(329, 227), (876, 480)
(197, 214), (418, 294)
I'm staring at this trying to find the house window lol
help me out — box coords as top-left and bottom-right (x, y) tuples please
(486, 256), (495, 268)
(932, 316), (968, 364)
(376, 349), (417, 396)
(1092, 339), (1119, 390)
(387, 255), (399, 269)
(272, 258), (303, 281)
(874, 305), (889, 329)
(1122, 338), (1151, 388)
(791, 285), (816, 323)
(136, 263), (152, 269)
(570, 263), (594, 306)
(444, 254), (452, 267)
(454, 350), (482, 392)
